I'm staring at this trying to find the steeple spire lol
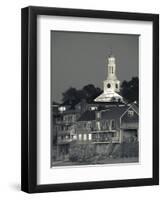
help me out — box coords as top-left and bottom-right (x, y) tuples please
(107, 55), (117, 81)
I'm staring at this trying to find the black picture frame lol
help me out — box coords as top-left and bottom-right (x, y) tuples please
(21, 6), (159, 193)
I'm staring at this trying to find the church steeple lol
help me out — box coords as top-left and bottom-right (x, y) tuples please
(107, 55), (117, 80)
(104, 55), (120, 94)
(94, 54), (123, 103)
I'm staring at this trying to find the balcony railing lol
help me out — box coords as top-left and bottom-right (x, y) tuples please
(120, 122), (138, 130)
(92, 137), (120, 143)
(91, 131), (120, 143)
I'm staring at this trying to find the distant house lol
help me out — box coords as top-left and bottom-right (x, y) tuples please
(52, 102), (138, 159)
(53, 109), (80, 158)
(76, 104), (138, 145)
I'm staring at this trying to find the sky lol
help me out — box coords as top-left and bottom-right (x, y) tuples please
(51, 31), (139, 103)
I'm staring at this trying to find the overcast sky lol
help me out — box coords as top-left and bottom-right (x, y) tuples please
(51, 31), (139, 103)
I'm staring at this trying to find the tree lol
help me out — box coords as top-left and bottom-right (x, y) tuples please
(82, 84), (102, 103)
(62, 87), (80, 106)
(121, 77), (139, 103)
(62, 84), (102, 106)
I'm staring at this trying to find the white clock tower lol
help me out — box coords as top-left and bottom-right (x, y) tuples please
(94, 54), (123, 102)
(103, 55), (120, 93)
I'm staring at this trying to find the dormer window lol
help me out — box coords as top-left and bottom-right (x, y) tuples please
(128, 110), (134, 117)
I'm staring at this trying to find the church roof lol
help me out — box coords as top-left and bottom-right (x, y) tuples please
(94, 91), (123, 103)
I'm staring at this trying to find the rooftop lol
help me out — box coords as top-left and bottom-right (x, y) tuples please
(77, 104), (138, 122)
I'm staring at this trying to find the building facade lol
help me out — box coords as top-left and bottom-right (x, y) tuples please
(52, 102), (138, 159)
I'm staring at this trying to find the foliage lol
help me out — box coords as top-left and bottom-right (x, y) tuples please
(112, 142), (139, 158)
(68, 142), (138, 163)
(120, 77), (139, 103)
(82, 84), (102, 103)
(69, 142), (96, 163)
(62, 84), (102, 107)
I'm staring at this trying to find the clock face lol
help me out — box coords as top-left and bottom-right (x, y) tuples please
(107, 83), (111, 88)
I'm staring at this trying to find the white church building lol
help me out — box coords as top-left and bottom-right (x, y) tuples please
(94, 54), (123, 103)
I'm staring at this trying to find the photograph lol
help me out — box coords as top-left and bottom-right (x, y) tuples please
(51, 31), (139, 167)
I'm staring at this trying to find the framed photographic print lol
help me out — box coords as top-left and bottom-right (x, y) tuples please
(21, 6), (159, 193)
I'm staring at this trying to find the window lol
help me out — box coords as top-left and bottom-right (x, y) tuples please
(83, 134), (87, 141)
(88, 133), (92, 140)
(111, 120), (116, 130)
(128, 110), (134, 117)
(87, 122), (91, 129)
(63, 115), (68, 122)
(59, 106), (66, 112)
(96, 112), (101, 119)
(72, 135), (77, 140)
(111, 132), (116, 137)
(63, 126), (68, 131)
(96, 121), (101, 130)
(78, 134), (82, 140)
(107, 83), (111, 88)
(111, 66), (114, 74)
(90, 106), (97, 111)
(84, 122), (87, 129)
(116, 83), (118, 89)
(65, 135), (70, 139)
(101, 120), (107, 130)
